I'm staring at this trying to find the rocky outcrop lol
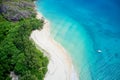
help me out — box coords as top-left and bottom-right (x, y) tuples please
(0, 0), (36, 21)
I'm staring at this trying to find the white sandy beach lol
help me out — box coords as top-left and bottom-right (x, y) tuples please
(30, 12), (78, 80)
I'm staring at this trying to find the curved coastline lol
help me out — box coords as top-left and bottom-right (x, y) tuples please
(30, 12), (79, 80)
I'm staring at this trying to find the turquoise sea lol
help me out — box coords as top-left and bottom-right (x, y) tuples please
(36, 0), (120, 80)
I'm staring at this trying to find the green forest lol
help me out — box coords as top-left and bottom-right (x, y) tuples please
(0, 0), (48, 80)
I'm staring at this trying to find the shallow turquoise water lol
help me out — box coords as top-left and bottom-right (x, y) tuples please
(36, 0), (120, 80)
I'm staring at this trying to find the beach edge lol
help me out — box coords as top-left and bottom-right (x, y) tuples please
(31, 7), (79, 80)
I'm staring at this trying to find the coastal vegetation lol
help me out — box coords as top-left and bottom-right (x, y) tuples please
(0, 0), (48, 80)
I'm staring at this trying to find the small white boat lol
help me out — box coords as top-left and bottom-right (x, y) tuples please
(97, 49), (102, 53)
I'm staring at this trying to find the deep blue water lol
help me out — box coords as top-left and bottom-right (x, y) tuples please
(36, 0), (120, 80)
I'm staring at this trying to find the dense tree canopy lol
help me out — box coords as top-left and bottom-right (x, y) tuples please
(0, 0), (48, 80)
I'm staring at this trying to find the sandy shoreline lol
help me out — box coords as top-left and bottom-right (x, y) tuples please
(30, 12), (78, 80)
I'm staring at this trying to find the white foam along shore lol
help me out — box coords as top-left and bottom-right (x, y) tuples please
(30, 12), (79, 80)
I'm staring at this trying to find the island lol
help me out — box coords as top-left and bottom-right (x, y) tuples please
(0, 0), (78, 80)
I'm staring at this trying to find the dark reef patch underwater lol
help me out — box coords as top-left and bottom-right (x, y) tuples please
(36, 0), (120, 80)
